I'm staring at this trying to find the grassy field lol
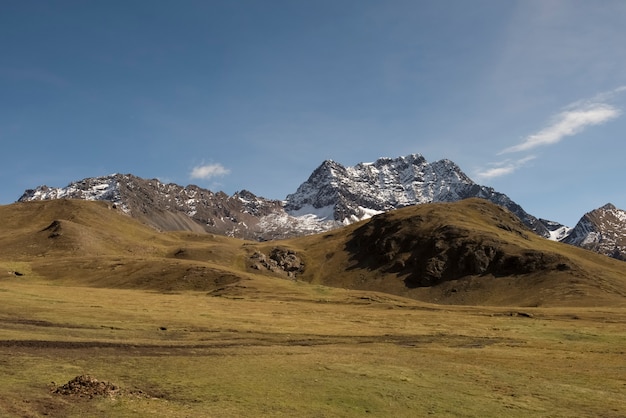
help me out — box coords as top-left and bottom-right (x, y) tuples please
(1, 275), (625, 417)
(1, 199), (625, 416)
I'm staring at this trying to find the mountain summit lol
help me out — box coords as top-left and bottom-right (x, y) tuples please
(284, 154), (551, 237)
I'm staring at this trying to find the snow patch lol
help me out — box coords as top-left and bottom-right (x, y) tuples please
(287, 204), (336, 220)
(548, 226), (572, 241)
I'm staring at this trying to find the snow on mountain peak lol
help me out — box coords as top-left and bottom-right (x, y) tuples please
(283, 154), (550, 237)
(20, 174), (125, 211)
(27, 154), (626, 258)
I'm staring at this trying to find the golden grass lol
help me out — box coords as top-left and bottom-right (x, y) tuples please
(3, 198), (625, 306)
(1, 278), (625, 417)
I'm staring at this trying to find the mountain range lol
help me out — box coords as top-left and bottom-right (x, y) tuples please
(17, 153), (626, 261)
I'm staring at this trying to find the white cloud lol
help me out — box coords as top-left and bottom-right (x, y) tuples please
(579, 85), (626, 105)
(475, 156), (536, 181)
(500, 102), (620, 154)
(499, 87), (626, 155)
(190, 163), (230, 180)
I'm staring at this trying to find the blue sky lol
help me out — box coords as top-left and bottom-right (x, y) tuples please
(1, 0), (625, 226)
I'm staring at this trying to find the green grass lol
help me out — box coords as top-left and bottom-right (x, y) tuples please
(1, 279), (625, 417)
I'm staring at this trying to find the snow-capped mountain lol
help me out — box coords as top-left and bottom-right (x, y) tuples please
(19, 174), (287, 240)
(16, 154), (625, 261)
(18, 154), (551, 240)
(285, 154), (551, 237)
(562, 203), (626, 261)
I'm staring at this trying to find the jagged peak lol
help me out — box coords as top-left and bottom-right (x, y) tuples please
(368, 153), (426, 168)
(320, 159), (344, 170)
(234, 189), (269, 201)
(599, 203), (617, 211)
(430, 158), (475, 183)
(305, 159), (346, 181)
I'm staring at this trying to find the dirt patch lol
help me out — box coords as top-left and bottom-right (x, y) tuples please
(52, 375), (120, 398)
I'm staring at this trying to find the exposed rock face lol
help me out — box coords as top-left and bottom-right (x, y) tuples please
(563, 203), (626, 261)
(346, 202), (572, 287)
(284, 154), (551, 238)
(249, 248), (304, 277)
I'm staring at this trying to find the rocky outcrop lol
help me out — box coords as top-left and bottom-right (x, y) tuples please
(347, 202), (572, 287)
(249, 248), (305, 278)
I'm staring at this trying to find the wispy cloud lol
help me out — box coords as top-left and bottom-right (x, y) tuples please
(500, 87), (625, 154)
(475, 155), (536, 181)
(190, 163), (230, 180)
(581, 85), (626, 104)
(475, 87), (625, 182)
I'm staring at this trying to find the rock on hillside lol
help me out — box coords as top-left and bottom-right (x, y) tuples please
(290, 198), (626, 306)
(562, 203), (626, 261)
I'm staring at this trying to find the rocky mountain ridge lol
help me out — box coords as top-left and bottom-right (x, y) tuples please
(17, 154), (626, 260)
(562, 203), (626, 261)
(19, 174), (279, 239)
(284, 154), (551, 237)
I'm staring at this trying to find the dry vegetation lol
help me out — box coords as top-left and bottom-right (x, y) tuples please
(1, 199), (625, 417)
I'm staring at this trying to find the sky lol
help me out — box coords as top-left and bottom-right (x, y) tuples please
(1, 0), (625, 227)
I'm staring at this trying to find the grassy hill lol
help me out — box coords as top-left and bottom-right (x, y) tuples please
(2, 198), (625, 306)
(0, 200), (250, 292)
(254, 199), (626, 307)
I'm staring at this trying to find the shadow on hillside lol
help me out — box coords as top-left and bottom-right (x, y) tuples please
(344, 216), (572, 289)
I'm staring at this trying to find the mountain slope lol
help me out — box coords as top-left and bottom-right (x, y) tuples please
(17, 155), (552, 241)
(563, 203), (626, 261)
(0, 200), (249, 292)
(18, 174), (288, 239)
